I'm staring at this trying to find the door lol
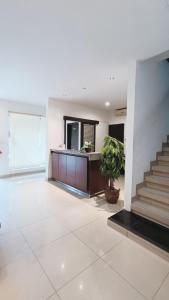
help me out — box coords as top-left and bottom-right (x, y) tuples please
(109, 123), (125, 175)
(109, 123), (124, 142)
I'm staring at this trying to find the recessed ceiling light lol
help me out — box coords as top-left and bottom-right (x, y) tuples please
(105, 101), (110, 107)
(82, 87), (87, 90)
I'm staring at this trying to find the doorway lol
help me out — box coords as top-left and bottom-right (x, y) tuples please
(109, 123), (124, 143)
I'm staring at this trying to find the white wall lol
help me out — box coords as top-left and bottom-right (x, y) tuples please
(132, 60), (169, 195)
(124, 61), (137, 211)
(47, 98), (110, 177)
(0, 100), (9, 176)
(0, 99), (46, 176)
(125, 59), (169, 210)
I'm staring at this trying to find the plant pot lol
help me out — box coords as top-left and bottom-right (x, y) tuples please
(85, 148), (92, 153)
(105, 187), (120, 204)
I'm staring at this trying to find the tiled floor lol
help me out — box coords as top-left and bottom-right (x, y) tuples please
(0, 174), (169, 300)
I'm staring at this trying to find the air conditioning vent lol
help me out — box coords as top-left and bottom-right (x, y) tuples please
(115, 108), (127, 117)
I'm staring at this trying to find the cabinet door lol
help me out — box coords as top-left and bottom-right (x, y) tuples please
(75, 157), (88, 192)
(51, 152), (59, 180)
(58, 154), (67, 183)
(67, 155), (76, 187)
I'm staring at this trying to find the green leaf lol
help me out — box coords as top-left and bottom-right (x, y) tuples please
(100, 136), (125, 180)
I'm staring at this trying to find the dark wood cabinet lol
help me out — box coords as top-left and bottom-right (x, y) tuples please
(58, 154), (67, 183)
(51, 151), (107, 197)
(67, 155), (76, 187)
(75, 157), (87, 192)
(88, 160), (107, 195)
(51, 152), (59, 180)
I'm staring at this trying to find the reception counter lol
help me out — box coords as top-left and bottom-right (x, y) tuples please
(51, 150), (108, 197)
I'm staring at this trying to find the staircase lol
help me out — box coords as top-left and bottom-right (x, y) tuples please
(132, 136), (169, 228)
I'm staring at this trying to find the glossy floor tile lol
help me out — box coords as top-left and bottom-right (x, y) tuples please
(0, 231), (31, 269)
(74, 218), (124, 256)
(1, 174), (169, 300)
(0, 213), (19, 236)
(48, 294), (60, 300)
(58, 260), (145, 300)
(58, 204), (100, 231)
(0, 251), (54, 300)
(154, 274), (169, 300)
(36, 234), (98, 290)
(103, 239), (169, 299)
(21, 216), (70, 250)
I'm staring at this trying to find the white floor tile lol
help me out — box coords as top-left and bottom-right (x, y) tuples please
(2, 174), (168, 300)
(0, 251), (54, 300)
(36, 234), (98, 290)
(58, 259), (145, 300)
(74, 218), (124, 256)
(58, 205), (99, 231)
(21, 216), (70, 250)
(103, 239), (169, 299)
(0, 213), (18, 235)
(154, 274), (169, 300)
(48, 294), (60, 300)
(0, 231), (30, 269)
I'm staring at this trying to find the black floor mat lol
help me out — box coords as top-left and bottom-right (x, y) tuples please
(108, 210), (169, 253)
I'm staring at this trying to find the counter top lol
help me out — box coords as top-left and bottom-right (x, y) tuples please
(51, 149), (102, 161)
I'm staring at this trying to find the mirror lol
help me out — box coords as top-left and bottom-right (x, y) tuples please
(81, 123), (95, 152)
(64, 116), (99, 152)
(66, 121), (80, 150)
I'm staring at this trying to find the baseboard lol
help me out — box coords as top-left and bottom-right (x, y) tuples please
(0, 168), (45, 179)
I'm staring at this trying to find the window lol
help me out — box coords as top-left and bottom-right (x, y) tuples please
(9, 112), (46, 170)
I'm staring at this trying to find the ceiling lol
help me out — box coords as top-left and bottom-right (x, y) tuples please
(0, 0), (169, 109)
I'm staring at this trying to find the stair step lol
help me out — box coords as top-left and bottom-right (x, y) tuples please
(158, 161), (169, 166)
(158, 155), (169, 161)
(145, 175), (169, 192)
(145, 175), (169, 186)
(163, 147), (169, 152)
(132, 199), (169, 228)
(163, 152), (169, 156)
(152, 165), (169, 175)
(137, 187), (169, 205)
(163, 143), (169, 147)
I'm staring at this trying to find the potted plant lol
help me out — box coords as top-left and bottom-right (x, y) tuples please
(100, 136), (125, 203)
(81, 141), (93, 153)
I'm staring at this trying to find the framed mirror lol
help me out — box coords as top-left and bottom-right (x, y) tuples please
(64, 116), (99, 151)
(66, 120), (80, 150)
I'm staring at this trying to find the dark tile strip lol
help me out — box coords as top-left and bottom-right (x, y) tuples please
(108, 210), (169, 253)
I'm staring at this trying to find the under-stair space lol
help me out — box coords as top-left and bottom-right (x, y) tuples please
(132, 135), (169, 228)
